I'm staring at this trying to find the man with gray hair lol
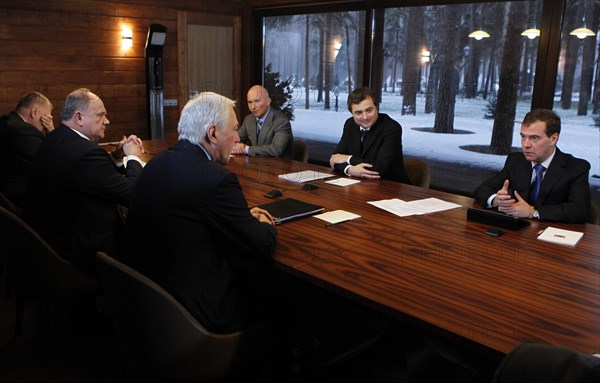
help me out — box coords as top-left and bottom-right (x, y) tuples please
(122, 92), (279, 334)
(0, 91), (54, 210)
(23, 88), (144, 274)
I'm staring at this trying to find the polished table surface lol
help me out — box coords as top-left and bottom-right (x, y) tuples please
(141, 139), (600, 356)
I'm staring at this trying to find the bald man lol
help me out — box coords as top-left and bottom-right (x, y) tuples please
(0, 91), (54, 209)
(232, 85), (294, 158)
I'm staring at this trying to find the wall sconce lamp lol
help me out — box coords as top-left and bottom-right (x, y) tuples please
(570, 27), (595, 39)
(468, 30), (490, 40)
(122, 27), (133, 48)
(521, 28), (540, 39)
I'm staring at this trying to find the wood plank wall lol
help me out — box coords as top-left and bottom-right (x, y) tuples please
(0, 0), (240, 141)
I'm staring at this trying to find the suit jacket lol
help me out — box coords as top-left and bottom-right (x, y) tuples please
(493, 343), (600, 383)
(22, 124), (142, 274)
(238, 108), (294, 158)
(122, 139), (277, 333)
(474, 149), (590, 223)
(333, 113), (410, 183)
(0, 111), (45, 209)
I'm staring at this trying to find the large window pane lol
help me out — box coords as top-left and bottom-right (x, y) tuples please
(554, 0), (600, 203)
(378, 1), (544, 194)
(262, 11), (365, 163)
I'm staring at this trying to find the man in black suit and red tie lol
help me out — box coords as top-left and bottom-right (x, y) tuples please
(23, 88), (144, 274)
(329, 87), (410, 183)
(475, 109), (590, 223)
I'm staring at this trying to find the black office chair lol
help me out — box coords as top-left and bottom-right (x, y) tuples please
(404, 158), (431, 188)
(0, 205), (98, 354)
(588, 200), (599, 225)
(95, 251), (274, 382)
(292, 140), (309, 163)
(0, 191), (18, 215)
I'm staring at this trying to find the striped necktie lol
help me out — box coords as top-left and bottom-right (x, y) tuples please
(529, 164), (545, 205)
(256, 119), (263, 136)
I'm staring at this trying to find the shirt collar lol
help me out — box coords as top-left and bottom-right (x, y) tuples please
(257, 108), (271, 124)
(532, 148), (556, 169)
(69, 127), (90, 141)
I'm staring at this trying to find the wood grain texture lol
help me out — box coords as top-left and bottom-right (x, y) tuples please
(125, 141), (600, 356)
(226, 155), (599, 356)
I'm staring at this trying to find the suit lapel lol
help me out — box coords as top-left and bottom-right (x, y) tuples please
(361, 124), (379, 156)
(257, 112), (274, 145)
(536, 149), (565, 205)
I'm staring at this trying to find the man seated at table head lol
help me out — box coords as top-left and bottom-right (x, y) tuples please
(329, 87), (410, 183)
(0, 91), (54, 211)
(474, 108), (590, 223)
(122, 91), (281, 334)
(22, 88), (144, 275)
(231, 84), (294, 158)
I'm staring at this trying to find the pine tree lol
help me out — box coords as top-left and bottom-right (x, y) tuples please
(264, 64), (295, 121)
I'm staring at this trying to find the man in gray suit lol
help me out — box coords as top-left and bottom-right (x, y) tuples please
(232, 85), (293, 158)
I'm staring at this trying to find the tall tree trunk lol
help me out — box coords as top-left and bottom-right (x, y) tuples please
(465, 4), (479, 99)
(402, 7), (423, 115)
(304, 15), (310, 109)
(594, 34), (600, 114)
(345, 24), (352, 94)
(490, 3), (523, 154)
(324, 15), (333, 110)
(434, 5), (461, 133)
(577, 1), (599, 116)
(317, 28), (324, 103)
(425, 57), (439, 114)
(561, 5), (580, 110)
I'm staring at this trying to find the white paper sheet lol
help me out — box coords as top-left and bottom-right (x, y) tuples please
(324, 178), (361, 187)
(314, 210), (361, 225)
(278, 170), (334, 183)
(367, 197), (461, 217)
(537, 227), (584, 247)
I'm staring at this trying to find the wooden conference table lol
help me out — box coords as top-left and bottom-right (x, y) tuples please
(142, 139), (599, 356)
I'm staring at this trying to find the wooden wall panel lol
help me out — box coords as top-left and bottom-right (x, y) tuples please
(0, 0), (240, 141)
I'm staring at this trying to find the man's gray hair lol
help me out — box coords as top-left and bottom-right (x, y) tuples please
(60, 88), (96, 121)
(178, 92), (236, 145)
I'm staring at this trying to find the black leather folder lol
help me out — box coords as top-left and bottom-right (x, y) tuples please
(467, 207), (531, 230)
(257, 198), (324, 224)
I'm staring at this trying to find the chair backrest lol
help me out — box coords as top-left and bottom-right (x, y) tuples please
(293, 140), (309, 163)
(95, 251), (273, 381)
(404, 158), (431, 188)
(0, 191), (19, 216)
(0, 205), (96, 297)
(588, 200), (599, 225)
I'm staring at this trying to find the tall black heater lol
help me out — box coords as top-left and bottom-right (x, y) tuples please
(145, 24), (167, 139)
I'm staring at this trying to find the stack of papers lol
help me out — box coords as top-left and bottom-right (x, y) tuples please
(278, 170), (334, 183)
(367, 197), (461, 217)
(537, 227), (584, 247)
(324, 178), (361, 187)
(314, 210), (361, 226)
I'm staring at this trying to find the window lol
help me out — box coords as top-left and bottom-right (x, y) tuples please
(258, 1), (599, 202)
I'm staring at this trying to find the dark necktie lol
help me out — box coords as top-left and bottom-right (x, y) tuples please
(360, 129), (368, 151)
(529, 164), (545, 205)
(256, 120), (263, 137)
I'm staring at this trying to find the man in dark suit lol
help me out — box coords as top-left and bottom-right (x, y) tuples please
(329, 87), (410, 183)
(0, 91), (54, 210)
(122, 92), (280, 333)
(23, 88), (144, 274)
(475, 109), (590, 223)
(231, 85), (294, 158)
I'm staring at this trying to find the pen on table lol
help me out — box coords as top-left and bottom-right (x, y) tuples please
(325, 219), (352, 227)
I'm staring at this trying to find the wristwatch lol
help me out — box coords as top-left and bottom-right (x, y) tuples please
(531, 210), (540, 219)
